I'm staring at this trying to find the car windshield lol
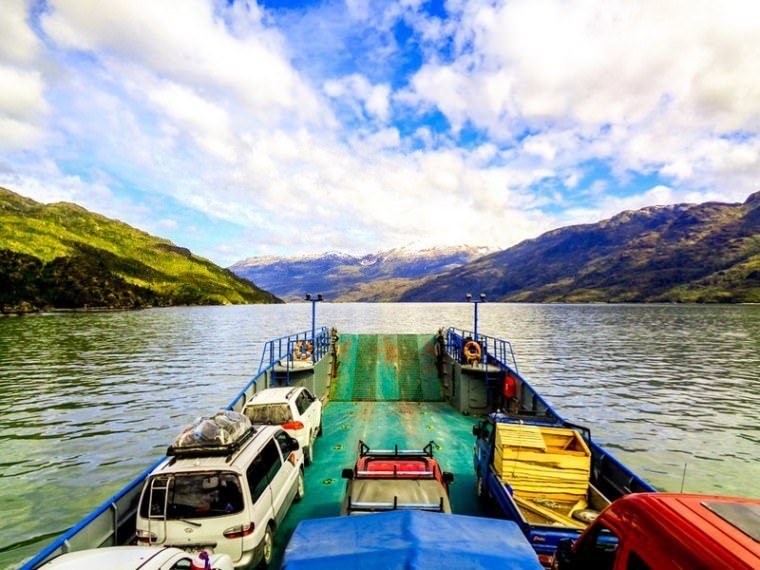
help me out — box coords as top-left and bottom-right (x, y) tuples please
(140, 472), (244, 519)
(245, 404), (292, 425)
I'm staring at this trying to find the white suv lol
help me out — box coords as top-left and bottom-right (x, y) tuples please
(136, 416), (304, 569)
(243, 387), (322, 465)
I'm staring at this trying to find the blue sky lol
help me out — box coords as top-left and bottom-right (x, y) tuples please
(1, 0), (759, 265)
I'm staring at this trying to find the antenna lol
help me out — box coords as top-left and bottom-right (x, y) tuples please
(680, 462), (688, 493)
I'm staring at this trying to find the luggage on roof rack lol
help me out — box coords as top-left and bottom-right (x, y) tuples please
(167, 410), (255, 458)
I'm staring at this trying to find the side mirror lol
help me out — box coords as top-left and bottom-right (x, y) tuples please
(554, 538), (574, 569)
(289, 437), (300, 452)
(341, 468), (354, 479)
(472, 425), (482, 438)
(442, 472), (454, 485)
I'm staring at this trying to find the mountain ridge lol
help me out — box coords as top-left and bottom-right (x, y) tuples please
(230, 245), (492, 301)
(399, 192), (760, 303)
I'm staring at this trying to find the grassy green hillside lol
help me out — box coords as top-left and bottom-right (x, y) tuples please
(0, 187), (280, 311)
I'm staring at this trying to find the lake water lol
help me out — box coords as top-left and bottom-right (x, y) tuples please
(0, 303), (758, 568)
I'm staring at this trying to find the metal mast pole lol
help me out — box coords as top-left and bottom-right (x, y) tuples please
(305, 293), (323, 363)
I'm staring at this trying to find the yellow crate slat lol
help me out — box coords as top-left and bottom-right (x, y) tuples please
(509, 489), (588, 499)
(494, 424), (547, 450)
(495, 449), (591, 471)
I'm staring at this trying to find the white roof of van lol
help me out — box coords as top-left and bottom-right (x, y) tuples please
(247, 387), (301, 405)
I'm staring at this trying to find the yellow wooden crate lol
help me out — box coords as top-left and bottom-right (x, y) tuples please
(494, 423), (591, 503)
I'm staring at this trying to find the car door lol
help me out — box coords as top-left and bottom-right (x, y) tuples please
(271, 431), (299, 522)
(299, 390), (319, 436)
(245, 443), (278, 546)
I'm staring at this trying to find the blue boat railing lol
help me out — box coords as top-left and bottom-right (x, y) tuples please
(446, 327), (519, 373)
(257, 326), (329, 373)
(448, 328), (656, 498)
(22, 327), (331, 570)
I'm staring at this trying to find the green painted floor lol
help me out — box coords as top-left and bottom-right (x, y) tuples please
(331, 334), (444, 402)
(270, 401), (488, 567)
(267, 334), (488, 567)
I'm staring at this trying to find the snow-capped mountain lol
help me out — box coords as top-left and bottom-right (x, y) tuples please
(229, 245), (493, 301)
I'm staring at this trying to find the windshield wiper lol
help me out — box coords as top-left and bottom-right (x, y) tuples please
(178, 518), (202, 527)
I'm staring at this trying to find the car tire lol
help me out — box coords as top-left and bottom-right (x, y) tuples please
(304, 445), (312, 466)
(295, 468), (305, 502)
(256, 524), (274, 569)
(317, 414), (323, 436)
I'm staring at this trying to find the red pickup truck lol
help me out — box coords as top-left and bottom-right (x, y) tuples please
(552, 493), (760, 569)
(340, 441), (454, 515)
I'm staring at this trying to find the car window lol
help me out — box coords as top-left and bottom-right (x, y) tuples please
(303, 390), (315, 402)
(573, 526), (620, 570)
(169, 558), (192, 570)
(140, 472), (244, 519)
(245, 404), (292, 424)
(295, 393), (309, 415)
(275, 430), (295, 456)
(246, 439), (283, 502)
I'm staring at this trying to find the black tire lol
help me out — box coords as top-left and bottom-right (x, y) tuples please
(295, 468), (305, 502)
(304, 444), (312, 466)
(256, 524), (274, 569)
(317, 415), (323, 436)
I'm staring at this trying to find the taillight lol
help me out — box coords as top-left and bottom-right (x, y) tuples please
(282, 421), (304, 430)
(538, 553), (552, 566)
(136, 529), (157, 544)
(223, 522), (255, 539)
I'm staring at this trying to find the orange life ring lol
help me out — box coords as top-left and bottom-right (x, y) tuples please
(463, 340), (482, 364)
(294, 340), (313, 360)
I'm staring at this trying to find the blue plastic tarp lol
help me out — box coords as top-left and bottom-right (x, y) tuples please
(281, 510), (543, 569)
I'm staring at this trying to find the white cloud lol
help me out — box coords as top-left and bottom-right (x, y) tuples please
(324, 74), (391, 121)
(0, 0), (39, 65)
(407, 0), (760, 198)
(0, 64), (48, 121)
(2, 1), (561, 256)
(41, 0), (325, 125)
(0, 0), (48, 151)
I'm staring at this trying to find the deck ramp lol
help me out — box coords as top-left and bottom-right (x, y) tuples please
(331, 334), (443, 402)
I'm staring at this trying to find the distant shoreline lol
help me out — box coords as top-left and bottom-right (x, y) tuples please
(2, 300), (757, 317)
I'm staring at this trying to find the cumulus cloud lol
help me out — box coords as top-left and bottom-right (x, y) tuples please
(41, 0), (325, 126)
(407, 0), (760, 198)
(324, 74), (392, 121)
(2, 0), (758, 263)
(0, 0), (48, 150)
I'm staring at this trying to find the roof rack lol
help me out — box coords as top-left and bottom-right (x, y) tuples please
(167, 426), (257, 459)
(358, 440), (436, 458)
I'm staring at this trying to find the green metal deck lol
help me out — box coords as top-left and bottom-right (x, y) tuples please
(270, 334), (487, 567)
(330, 334), (444, 402)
